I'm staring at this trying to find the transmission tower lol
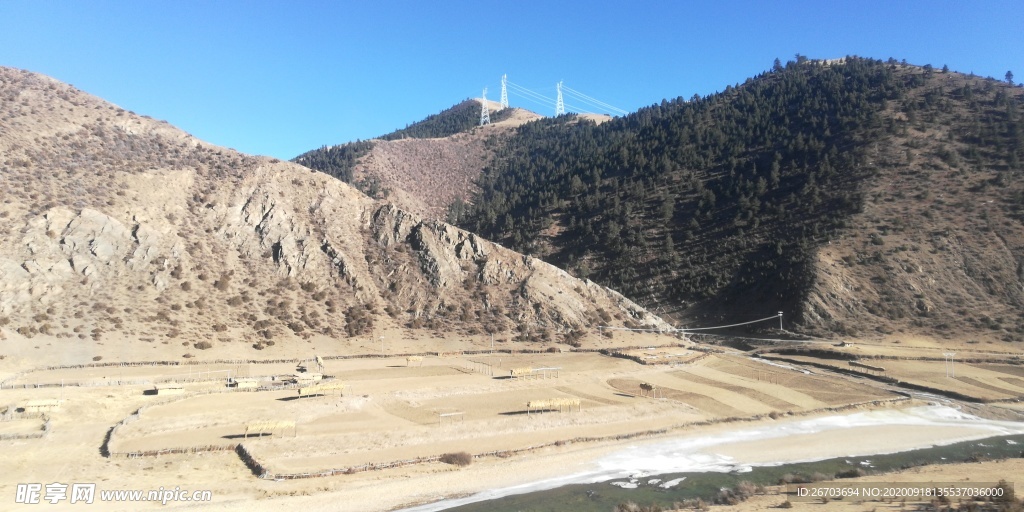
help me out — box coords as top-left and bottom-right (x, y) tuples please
(555, 80), (565, 116)
(479, 87), (491, 125)
(500, 74), (509, 109)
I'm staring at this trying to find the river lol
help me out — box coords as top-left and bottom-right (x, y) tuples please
(396, 405), (1024, 512)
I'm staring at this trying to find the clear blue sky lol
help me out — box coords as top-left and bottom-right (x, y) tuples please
(2, 0), (1021, 160)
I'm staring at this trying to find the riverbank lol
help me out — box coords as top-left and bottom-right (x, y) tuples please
(205, 404), (1024, 512)
(724, 457), (1024, 512)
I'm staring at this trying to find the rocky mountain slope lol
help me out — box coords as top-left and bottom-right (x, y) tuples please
(0, 67), (666, 359)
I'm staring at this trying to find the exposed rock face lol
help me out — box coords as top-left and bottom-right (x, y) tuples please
(0, 66), (667, 349)
(364, 204), (667, 330)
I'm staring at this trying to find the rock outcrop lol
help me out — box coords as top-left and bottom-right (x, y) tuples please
(0, 66), (668, 351)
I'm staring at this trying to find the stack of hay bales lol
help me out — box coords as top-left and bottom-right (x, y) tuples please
(244, 420), (296, 438)
(525, 398), (581, 414)
(510, 367), (533, 378)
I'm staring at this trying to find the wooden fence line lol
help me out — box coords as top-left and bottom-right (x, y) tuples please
(2, 342), (706, 388)
(0, 414), (51, 441)
(245, 395), (909, 481)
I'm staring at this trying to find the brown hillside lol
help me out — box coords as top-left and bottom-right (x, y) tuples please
(350, 104), (541, 220)
(802, 69), (1024, 339)
(0, 67), (666, 364)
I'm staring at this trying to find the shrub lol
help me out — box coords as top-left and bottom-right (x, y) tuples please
(345, 305), (374, 337)
(92, 356), (102, 361)
(214, 272), (231, 291)
(835, 468), (866, 479)
(779, 473), (808, 484)
(194, 341), (213, 350)
(438, 452), (472, 466)
(564, 328), (585, 347)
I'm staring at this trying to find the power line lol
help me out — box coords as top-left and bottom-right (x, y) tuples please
(561, 85), (628, 115)
(600, 313), (783, 334)
(507, 89), (557, 111)
(499, 78), (628, 117)
(563, 102), (599, 116)
(678, 314), (784, 331)
(506, 81), (556, 104)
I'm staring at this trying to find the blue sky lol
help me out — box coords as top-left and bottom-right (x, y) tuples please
(1, 0), (1021, 160)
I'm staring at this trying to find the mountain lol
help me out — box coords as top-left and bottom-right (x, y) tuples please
(0, 67), (667, 363)
(459, 57), (1024, 339)
(293, 99), (541, 220)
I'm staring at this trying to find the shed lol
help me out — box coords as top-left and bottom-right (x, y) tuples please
(22, 399), (61, 412)
(154, 383), (184, 395)
(229, 378), (259, 389)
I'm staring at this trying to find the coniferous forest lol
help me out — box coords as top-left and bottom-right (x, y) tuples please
(459, 57), (1024, 325)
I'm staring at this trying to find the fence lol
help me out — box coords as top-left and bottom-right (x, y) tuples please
(1, 342), (705, 389)
(0, 414), (50, 441)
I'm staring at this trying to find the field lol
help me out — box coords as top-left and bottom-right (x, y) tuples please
(763, 352), (1024, 401)
(1, 332), (1023, 511)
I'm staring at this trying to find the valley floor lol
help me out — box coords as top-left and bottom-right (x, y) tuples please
(1, 330), (1022, 511)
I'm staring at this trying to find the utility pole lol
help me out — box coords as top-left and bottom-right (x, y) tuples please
(479, 87), (491, 125)
(555, 81), (565, 116)
(778, 311), (783, 331)
(943, 352), (956, 378)
(500, 74), (509, 109)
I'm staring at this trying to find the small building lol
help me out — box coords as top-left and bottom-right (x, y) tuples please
(154, 383), (184, 396)
(21, 399), (61, 413)
(290, 373), (322, 384)
(229, 378), (259, 389)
